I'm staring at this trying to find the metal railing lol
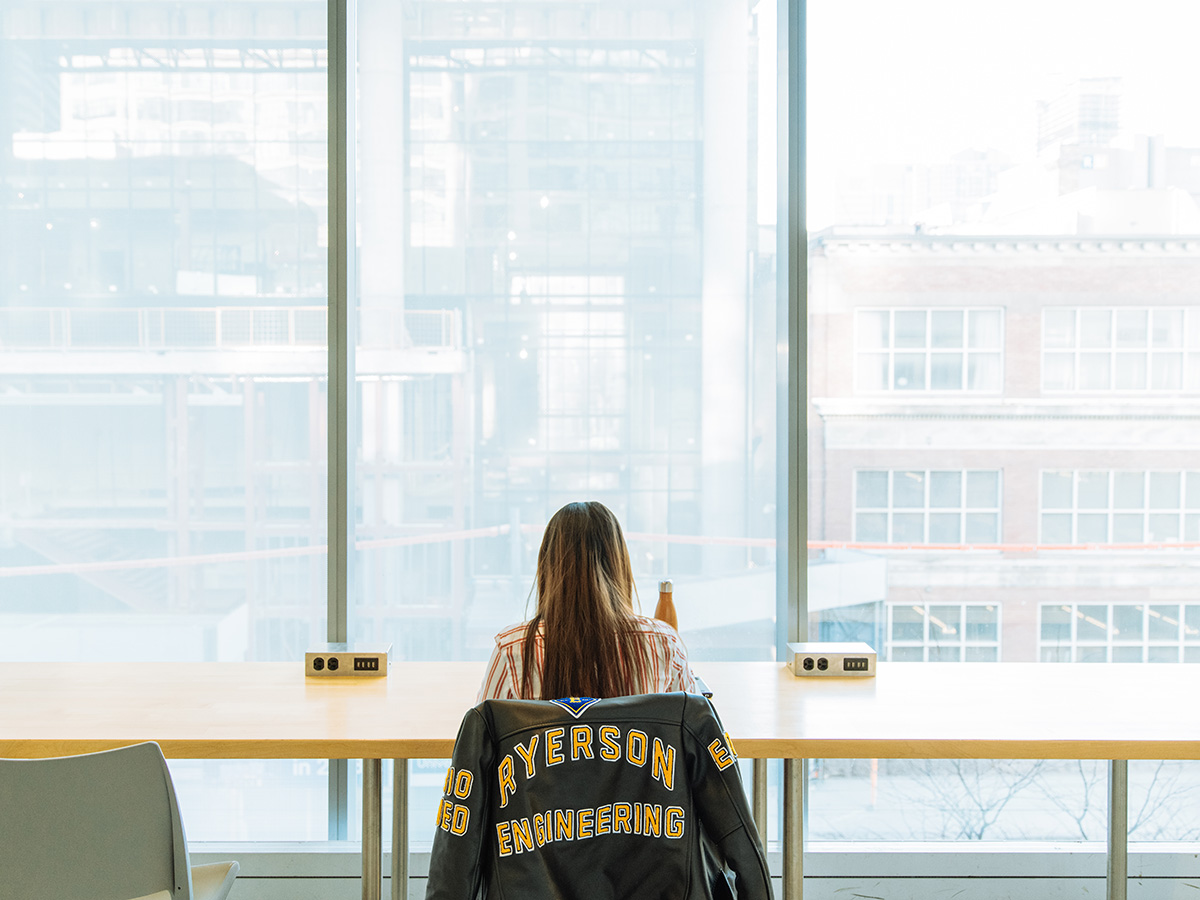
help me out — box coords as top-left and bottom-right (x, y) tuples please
(0, 307), (458, 351)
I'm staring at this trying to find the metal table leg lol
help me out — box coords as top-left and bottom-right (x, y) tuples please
(783, 758), (803, 900)
(392, 759), (408, 900)
(1108, 760), (1127, 900)
(363, 758), (382, 900)
(752, 758), (769, 845)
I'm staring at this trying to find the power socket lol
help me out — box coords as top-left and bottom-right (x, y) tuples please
(786, 642), (876, 677)
(305, 642), (392, 677)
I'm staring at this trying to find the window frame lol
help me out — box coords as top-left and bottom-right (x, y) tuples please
(887, 601), (1002, 662)
(1038, 469), (1200, 545)
(854, 307), (1005, 394)
(1039, 601), (1200, 663)
(1041, 306), (1200, 394)
(853, 469), (1004, 545)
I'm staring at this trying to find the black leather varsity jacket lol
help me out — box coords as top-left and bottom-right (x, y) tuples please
(425, 693), (774, 900)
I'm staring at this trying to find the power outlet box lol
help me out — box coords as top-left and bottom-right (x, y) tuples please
(786, 642), (877, 677)
(305, 643), (392, 677)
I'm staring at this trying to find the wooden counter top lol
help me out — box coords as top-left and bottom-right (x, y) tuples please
(1, 661), (1195, 760)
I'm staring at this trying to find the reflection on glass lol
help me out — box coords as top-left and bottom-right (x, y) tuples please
(351, 0), (778, 667)
(894, 310), (927, 348)
(1080, 310), (1112, 348)
(930, 353), (963, 389)
(856, 471), (889, 507)
(1076, 472), (1109, 509)
(1116, 310), (1148, 347)
(1114, 472), (1144, 508)
(931, 311), (963, 348)
(1149, 472), (1180, 508)
(893, 471), (926, 507)
(0, 0), (329, 840)
(929, 474), (960, 508)
(893, 353), (925, 389)
(966, 471), (999, 507)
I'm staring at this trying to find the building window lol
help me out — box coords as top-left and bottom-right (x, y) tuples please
(1042, 307), (1200, 392)
(887, 602), (1000, 661)
(1039, 602), (1200, 663)
(1040, 470), (1200, 544)
(856, 308), (1003, 392)
(854, 469), (1002, 544)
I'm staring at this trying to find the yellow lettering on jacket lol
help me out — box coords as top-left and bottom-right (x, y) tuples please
(626, 729), (647, 767)
(596, 804), (612, 835)
(577, 808), (594, 839)
(652, 738), (675, 790)
(665, 806), (685, 839)
(613, 802), (632, 834)
(498, 755), (516, 808)
(454, 768), (473, 799)
(545, 728), (565, 766)
(598, 726), (621, 761)
(643, 803), (661, 837)
(533, 812), (549, 846)
(554, 808), (574, 841)
(515, 735), (540, 779)
(512, 818), (535, 854)
(571, 725), (593, 760)
(708, 737), (734, 770)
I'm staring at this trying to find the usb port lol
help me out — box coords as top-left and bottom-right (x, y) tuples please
(354, 657), (379, 671)
(843, 657), (869, 671)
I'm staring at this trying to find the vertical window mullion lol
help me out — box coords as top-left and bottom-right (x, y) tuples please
(327, 0), (356, 842)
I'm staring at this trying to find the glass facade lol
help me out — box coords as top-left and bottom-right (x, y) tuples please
(0, 0), (329, 840)
(6, 0), (1200, 866)
(350, 0), (778, 664)
(1, 0), (777, 844)
(807, 0), (1200, 844)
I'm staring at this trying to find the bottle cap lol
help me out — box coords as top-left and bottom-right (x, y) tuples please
(658, 579), (673, 593)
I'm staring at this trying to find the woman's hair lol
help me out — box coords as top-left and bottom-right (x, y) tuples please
(521, 501), (650, 700)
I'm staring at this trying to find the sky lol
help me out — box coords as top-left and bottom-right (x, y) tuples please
(805, 0), (1200, 228)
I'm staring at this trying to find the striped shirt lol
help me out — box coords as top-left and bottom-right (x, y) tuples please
(476, 615), (698, 702)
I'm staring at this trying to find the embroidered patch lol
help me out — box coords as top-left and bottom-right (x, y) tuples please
(549, 696), (601, 718)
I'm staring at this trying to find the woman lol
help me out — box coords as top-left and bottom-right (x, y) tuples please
(477, 501), (697, 700)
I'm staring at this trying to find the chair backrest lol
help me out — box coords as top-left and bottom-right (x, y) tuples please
(0, 741), (193, 900)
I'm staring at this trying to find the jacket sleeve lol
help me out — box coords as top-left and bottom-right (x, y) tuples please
(425, 706), (496, 900)
(683, 694), (775, 900)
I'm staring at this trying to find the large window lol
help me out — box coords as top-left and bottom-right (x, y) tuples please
(1043, 307), (1200, 393)
(0, 0), (329, 840)
(856, 308), (1003, 392)
(854, 470), (1002, 544)
(1041, 470), (1200, 544)
(1041, 602), (1200, 663)
(0, 0), (781, 846)
(350, 0), (778, 662)
(349, 0), (779, 843)
(887, 602), (1000, 662)
(808, 0), (1200, 844)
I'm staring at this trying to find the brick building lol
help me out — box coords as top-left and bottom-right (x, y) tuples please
(808, 232), (1200, 664)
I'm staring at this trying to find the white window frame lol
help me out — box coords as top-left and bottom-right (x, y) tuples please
(1038, 601), (1200, 663)
(1039, 469), (1200, 544)
(854, 469), (1003, 545)
(1041, 306), (1200, 393)
(855, 307), (1004, 393)
(886, 601), (1002, 662)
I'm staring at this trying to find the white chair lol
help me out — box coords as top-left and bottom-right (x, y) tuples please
(0, 741), (238, 900)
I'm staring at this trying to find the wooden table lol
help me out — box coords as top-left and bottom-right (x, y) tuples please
(3, 661), (1191, 900)
(0, 660), (474, 900)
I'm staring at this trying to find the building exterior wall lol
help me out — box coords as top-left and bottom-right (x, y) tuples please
(809, 235), (1200, 663)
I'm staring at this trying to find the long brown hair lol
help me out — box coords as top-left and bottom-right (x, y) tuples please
(520, 502), (650, 699)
